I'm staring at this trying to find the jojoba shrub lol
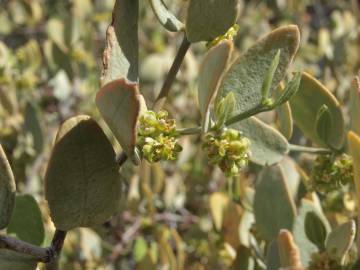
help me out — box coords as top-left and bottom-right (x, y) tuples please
(0, 0), (360, 269)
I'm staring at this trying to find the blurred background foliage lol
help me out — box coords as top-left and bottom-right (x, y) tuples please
(0, 0), (360, 269)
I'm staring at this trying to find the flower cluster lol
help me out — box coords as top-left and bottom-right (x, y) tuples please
(308, 252), (341, 270)
(137, 110), (182, 163)
(202, 128), (250, 177)
(310, 154), (353, 193)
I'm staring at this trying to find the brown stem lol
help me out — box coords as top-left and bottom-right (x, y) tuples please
(0, 229), (67, 268)
(153, 35), (191, 111)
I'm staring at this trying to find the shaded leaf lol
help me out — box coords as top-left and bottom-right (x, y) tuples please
(0, 250), (37, 270)
(231, 245), (254, 270)
(24, 102), (43, 154)
(101, 0), (139, 84)
(266, 240), (280, 270)
(254, 165), (296, 241)
(45, 115), (121, 230)
(198, 40), (233, 132)
(0, 144), (16, 230)
(290, 72), (345, 149)
(149, 0), (184, 32)
(96, 78), (142, 161)
(304, 211), (329, 250)
(315, 105), (332, 147)
(185, 0), (240, 43)
(217, 25), (300, 117)
(231, 117), (289, 166)
(7, 194), (44, 246)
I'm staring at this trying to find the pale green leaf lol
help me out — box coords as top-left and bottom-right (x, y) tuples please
(217, 25), (300, 117)
(290, 72), (345, 149)
(96, 78), (142, 162)
(149, 0), (184, 32)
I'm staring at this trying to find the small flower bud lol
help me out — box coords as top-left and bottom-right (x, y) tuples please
(203, 128), (250, 177)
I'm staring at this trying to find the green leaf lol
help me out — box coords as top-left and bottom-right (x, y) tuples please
(304, 211), (329, 250)
(231, 117), (289, 166)
(0, 250), (37, 270)
(216, 25), (300, 116)
(279, 157), (301, 200)
(315, 104), (333, 148)
(274, 72), (302, 106)
(198, 40), (233, 132)
(350, 76), (360, 135)
(214, 92), (235, 130)
(253, 165), (296, 241)
(266, 240), (280, 270)
(149, 0), (184, 32)
(185, 0), (240, 43)
(0, 144), (16, 230)
(289, 72), (345, 149)
(261, 49), (281, 103)
(325, 220), (356, 262)
(101, 0), (139, 84)
(293, 199), (330, 267)
(7, 194), (44, 246)
(45, 115), (121, 230)
(134, 237), (148, 263)
(275, 85), (294, 139)
(96, 78), (142, 162)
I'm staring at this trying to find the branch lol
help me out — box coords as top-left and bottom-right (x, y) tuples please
(153, 35), (191, 111)
(0, 229), (67, 268)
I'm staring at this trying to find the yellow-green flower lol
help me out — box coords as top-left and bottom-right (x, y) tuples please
(203, 128), (250, 177)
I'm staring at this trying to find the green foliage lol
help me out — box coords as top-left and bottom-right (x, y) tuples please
(7, 194), (44, 246)
(45, 116), (121, 230)
(1, 1), (360, 269)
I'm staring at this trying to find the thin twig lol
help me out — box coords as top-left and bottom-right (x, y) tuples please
(45, 230), (67, 270)
(153, 35), (191, 111)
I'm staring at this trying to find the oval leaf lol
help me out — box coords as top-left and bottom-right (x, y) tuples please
(293, 199), (330, 267)
(254, 165), (296, 241)
(231, 117), (289, 166)
(149, 0), (183, 32)
(325, 220), (356, 262)
(45, 115), (121, 230)
(101, 0), (139, 84)
(198, 40), (233, 132)
(96, 78), (141, 161)
(290, 72), (345, 149)
(185, 0), (240, 43)
(7, 194), (44, 246)
(0, 144), (16, 230)
(216, 25), (300, 116)
(304, 211), (328, 250)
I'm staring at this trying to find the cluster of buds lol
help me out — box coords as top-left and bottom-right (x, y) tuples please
(308, 252), (341, 270)
(310, 154), (353, 193)
(202, 128), (250, 177)
(137, 110), (182, 163)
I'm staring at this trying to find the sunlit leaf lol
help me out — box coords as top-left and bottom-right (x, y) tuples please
(216, 25), (300, 117)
